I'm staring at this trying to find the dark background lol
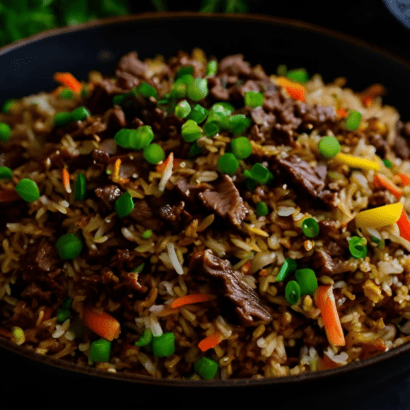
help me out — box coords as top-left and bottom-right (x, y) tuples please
(2, 1), (410, 409)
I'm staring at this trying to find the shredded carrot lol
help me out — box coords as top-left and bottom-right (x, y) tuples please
(315, 285), (345, 346)
(276, 77), (306, 102)
(240, 260), (251, 274)
(363, 96), (373, 108)
(81, 306), (121, 341)
(397, 208), (410, 243)
(156, 152), (174, 173)
(53, 72), (82, 93)
(373, 173), (402, 200)
(318, 354), (342, 370)
(259, 268), (268, 277)
(62, 168), (71, 193)
(337, 108), (348, 118)
(170, 293), (211, 309)
(42, 307), (54, 322)
(198, 330), (224, 352)
(155, 307), (180, 317)
(0, 189), (21, 202)
(113, 158), (121, 183)
(394, 172), (410, 187)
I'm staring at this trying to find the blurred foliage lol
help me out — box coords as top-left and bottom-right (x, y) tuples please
(0, 0), (251, 47)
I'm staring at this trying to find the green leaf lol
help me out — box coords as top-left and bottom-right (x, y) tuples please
(200, 0), (221, 12)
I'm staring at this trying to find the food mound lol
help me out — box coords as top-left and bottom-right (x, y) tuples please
(2, 49), (410, 380)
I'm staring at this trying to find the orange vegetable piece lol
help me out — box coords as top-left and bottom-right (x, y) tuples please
(198, 331), (224, 352)
(81, 306), (121, 341)
(315, 285), (345, 346)
(397, 208), (410, 243)
(156, 152), (174, 173)
(394, 172), (410, 187)
(170, 293), (211, 309)
(62, 168), (71, 193)
(337, 108), (348, 118)
(53, 72), (82, 93)
(373, 173), (403, 200)
(276, 77), (306, 102)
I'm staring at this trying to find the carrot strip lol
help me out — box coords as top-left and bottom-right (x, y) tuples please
(276, 77), (306, 102)
(373, 173), (403, 200)
(0, 189), (21, 202)
(318, 354), (342, 370)
(62, 168), (71, 193)
(240, 260), (251, 274)
(155, 307), (180, 317)
(363, 96), (373, 108)
(315, 285), (345, 346)
(81, 306), (121, 341)
(156, 152), (174, 173)
(198, 331), (224, 352)
(394, 172), (410, 187)
(337, 108), (348, 118)
(397, 208), (410, 242)
(53, 72), (82, 93)
(170, 293), (211, 309)
(113, 159), (121, 183)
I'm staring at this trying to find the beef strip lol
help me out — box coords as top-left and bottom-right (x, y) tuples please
(188, 250), (272, 326)
(393, 120), (410, 159)
(35, 239), (59, 272)
(87, 79), (125, 114)
(94, 184), (122, 211)
(275, 154), (337, 208)
(198, 174), (248, 226)
(129, 199), (163, 231)
(311, 249), (335, 276)
(115, 51), (149, 90)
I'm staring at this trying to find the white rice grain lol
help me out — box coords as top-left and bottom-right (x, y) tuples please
(167, 243), (184, 275)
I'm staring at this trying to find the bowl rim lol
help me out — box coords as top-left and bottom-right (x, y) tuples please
(2, 11), (410, 387)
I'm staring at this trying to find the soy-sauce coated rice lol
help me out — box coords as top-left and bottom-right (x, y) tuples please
(1, 49), (410, 379)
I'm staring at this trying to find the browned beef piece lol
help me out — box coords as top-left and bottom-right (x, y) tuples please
(95, 184), (122, 210)
(175, 177), (211, 202)
(146, 195), (188, 231)
(198, 174), (248, 226)
(218, 54), (252, 77)
(129, 199), (163, 231)
(92, 149), (110, 164)
(368, 189), (395, 208)
(98, 138), (118, 155)
(293, 102), (336, 131)
(20, 282), (52, 302)
(275, 154), (337, 208)
(87, 79), (124, 114)
(311, 249), (335, 276)
(105, 106), (127, 130)
(208, 76), (230, 100)
(115, 51), (151, 90)
(188, 250), (272, 326)
(35, 239), (59, 272)
(393, 120), (410, 159)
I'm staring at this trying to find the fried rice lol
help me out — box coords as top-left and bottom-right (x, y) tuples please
(1, 48), (410, 380)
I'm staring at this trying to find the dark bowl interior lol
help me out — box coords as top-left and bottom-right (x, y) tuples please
(2, 11), (410, 405)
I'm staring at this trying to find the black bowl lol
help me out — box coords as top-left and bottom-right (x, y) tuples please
(2, 11), (410, 407)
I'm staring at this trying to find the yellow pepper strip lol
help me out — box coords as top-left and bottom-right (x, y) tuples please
(355, 202), (403, 229)
(332, 153), (381, 171)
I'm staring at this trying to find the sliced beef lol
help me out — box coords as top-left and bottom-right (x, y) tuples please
(92, 149), (110, 164)
(188, 250), (272, 326)
(115, 51), (149, 89)
(275, 154), (337, 208)
(198, 174), (248, 226)
(393, 120), (410, 160)
(175, 177), (212, 202)
(87, 79), (125, 114)
(311, 249), (335, 276)
(35, 239), (59, 272)
(368, 189), (395, 208)
(218, 54), (252, 77)
(146, 195), (189, 231)
(95, 184), (122, 211)
(129, 199), (163, 231)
